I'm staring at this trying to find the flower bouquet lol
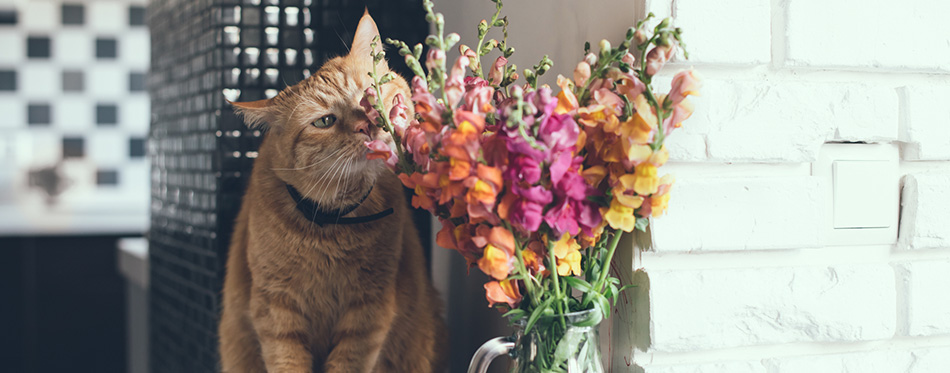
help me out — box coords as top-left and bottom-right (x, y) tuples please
(362, 1), (699, 371)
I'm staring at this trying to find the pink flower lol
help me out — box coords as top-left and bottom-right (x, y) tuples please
(389, 93), (409, 137)
(573, 61), (591, 87)
(461, 76), (494, 114)
(445, 49), (475, 108)
(426, 48), (445, 72)
(489, 56), (508, 86)
(645, 45), (674, 76)
(544, 198), (580, 237)
(538, 113), (579, 154)
(506, 155), (542, 184)
(513, 184), (553, 205)
(509, 199), (545, 232)
(360, 87), (380, 125)
(364, 139), (397, 169)
(667, 69), (701, 106)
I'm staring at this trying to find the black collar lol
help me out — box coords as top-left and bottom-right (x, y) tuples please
(285, 183), (393, 226)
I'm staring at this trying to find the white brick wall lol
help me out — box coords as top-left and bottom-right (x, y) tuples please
(621, 0), (950, 371)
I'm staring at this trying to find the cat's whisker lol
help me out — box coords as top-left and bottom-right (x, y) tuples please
(272, 147), (345, 171)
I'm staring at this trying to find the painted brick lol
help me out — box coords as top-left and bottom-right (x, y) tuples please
(899, 173), (950, 250)
(785, 0), (950, 71)
(769, 350), (913, 373)
(909, 347), (950, 372)
(636, 361), (766, 373)
(671, 0), (770, 64)
(664, 132), (707, 161)
(692, 79), (896, 162)
(652, 176), (821, 252)
(896, 261), (950, 336)
(899, 86), (950, 160)
(645, 264), (896, 352)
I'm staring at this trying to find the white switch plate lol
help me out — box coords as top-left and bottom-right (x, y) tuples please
(814, 143), (899, 246)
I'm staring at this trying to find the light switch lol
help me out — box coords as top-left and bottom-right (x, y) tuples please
(833, 160), (890, 229)
(814, 143), (899, 246)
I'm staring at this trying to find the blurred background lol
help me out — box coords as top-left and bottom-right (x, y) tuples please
(1, 0), (149, 372)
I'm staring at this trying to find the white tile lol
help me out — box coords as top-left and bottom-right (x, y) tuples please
(0, 33), (25, 64)
(21, 1), (58, 31)
(18, 65), (59, 98)
(53, 32), (94, 65)
(26, 130), (61, 166)
(85, 65), (125, 97)
(0, 98), (25, 128)
(87, 2), (125, 32)
(119, 97), (149, 131)
(87, 130), (126, 165)
(54, 97), (95, 129)
(120, 30), (149, 66)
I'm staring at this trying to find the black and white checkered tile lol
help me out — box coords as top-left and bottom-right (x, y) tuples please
(0, 0), (150, 234)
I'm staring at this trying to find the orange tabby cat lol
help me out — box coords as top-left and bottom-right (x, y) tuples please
(218, 11), (447, 373)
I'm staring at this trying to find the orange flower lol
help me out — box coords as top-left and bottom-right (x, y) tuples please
(555, 75), (579, 115)
(478, 244), (513, 280)
(485, 279), (522, 308)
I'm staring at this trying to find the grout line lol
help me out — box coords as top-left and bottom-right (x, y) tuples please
(633, 334), (950, 367)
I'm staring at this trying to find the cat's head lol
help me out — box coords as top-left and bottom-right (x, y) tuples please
(230, 11), (409, 207)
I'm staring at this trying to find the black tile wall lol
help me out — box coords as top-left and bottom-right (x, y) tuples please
(0, 9), (16, 25)
(96, 104), (118, 125)
(62, 70), (84, 92)
(0, 70), (15, 91)
(129, 138), (145, 158)
(95, 38), (117, 59)
(96, 169), (119, 186)
(129, 6), (145, 26)
(129, 72), (146, 92)
(147, 1), (429, 372)
(27, 36), (51, 58)
(61, 4), (84, 25)
(27, 104), (51, 125)
(62, 137), (84, 158)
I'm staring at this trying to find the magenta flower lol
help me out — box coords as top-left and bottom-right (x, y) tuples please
(510, 199), (545, 232)
(538, 113), (579, 154)
(506, 155), (542, 184)
(544, 198), (580, 237)
(513, 184), (553, 205)
(360, 87), (380, 125)
(488, 56), (507, 86)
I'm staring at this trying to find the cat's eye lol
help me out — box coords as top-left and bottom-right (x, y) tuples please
(312, 114), (337, 128)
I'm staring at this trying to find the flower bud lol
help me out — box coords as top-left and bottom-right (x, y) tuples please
(621, 52), (636, 66)
(412, 43), (423, 59)
(584, 52), (597, 66)
(489, 56), (508, 85)
(657, 17), (671, 30)
(478, 19), (489, 36)
(633, 29), (648, 45)
(645, 45), (673, 76)
(445, 33), (460, 48)
(573, 61), (591, 87)
(598, 39), (612, 57)
(426, 48), (445, 71)
(626, 27), (636, 40)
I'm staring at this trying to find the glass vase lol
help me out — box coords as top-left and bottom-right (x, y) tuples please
(468, 309), (604, 373)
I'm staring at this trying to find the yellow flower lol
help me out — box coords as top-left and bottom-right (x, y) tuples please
(552, 234), (582, 277)
(651, 192), (671, 217)
(602, 199), (636, 232)
(633, 163), (659, 195)
(478, 244), (512, 280)
(613, 174), (645, 209)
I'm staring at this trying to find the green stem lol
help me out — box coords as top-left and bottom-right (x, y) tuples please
(586, 229), (623, 307)
(547, 240), (567, 329)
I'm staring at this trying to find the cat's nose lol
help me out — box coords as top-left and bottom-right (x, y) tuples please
(353, 119), (371, 137)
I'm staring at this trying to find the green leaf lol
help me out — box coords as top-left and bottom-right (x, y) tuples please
(635, 217), (650, 232)
(593, 292), (611, 319)
(503, 308), (526, 321)
(525, 297), (554, 333)
(561, 276), (593, 293)
(574, 305), (603, 327)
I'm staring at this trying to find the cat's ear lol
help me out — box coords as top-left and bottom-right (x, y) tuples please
(349, 9), (388, 69)
(229, 98), (275, 128)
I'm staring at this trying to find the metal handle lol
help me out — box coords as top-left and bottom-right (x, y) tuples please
(467, 336), (515, 373)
